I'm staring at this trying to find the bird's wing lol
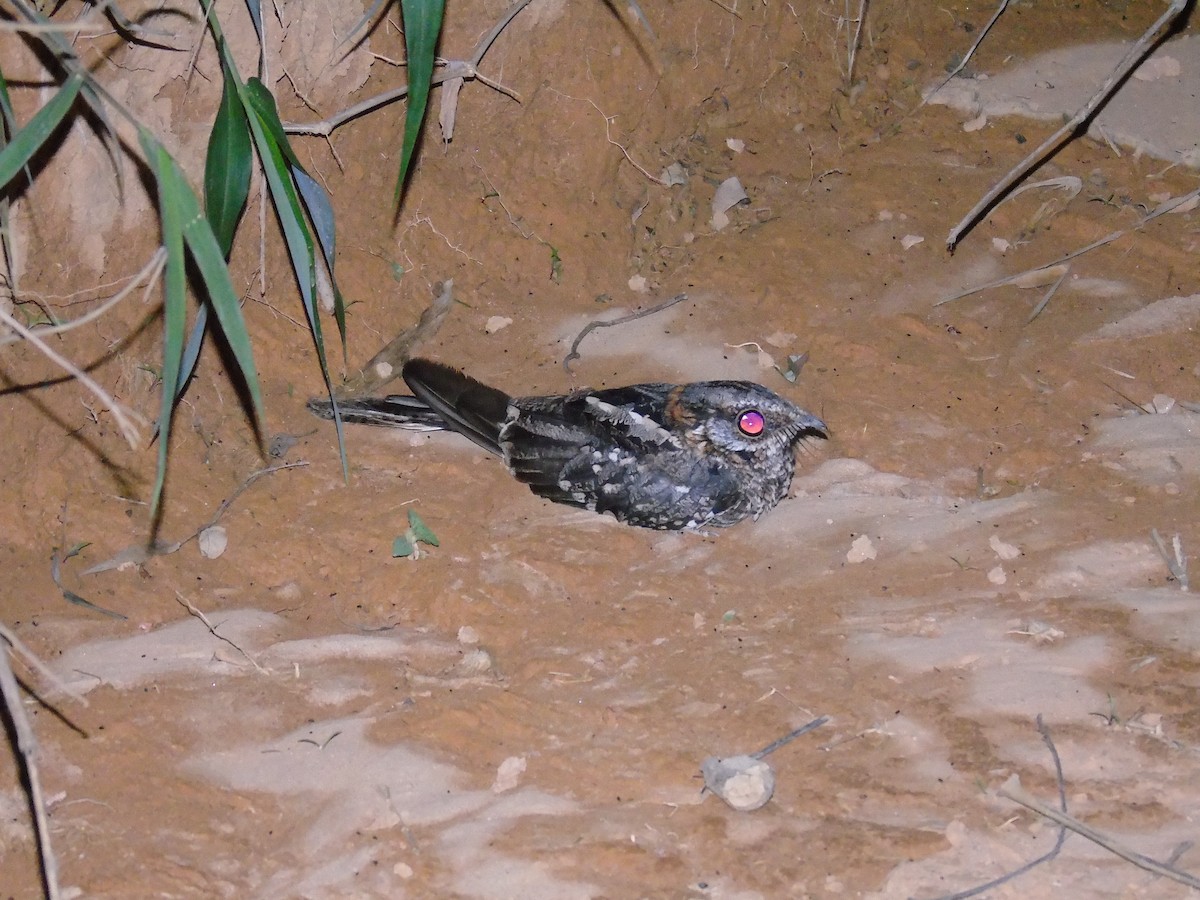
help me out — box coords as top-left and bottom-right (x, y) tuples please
(500, 384), (686, 500)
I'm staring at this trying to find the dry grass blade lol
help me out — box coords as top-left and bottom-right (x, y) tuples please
(922, 0), (1012, 109)
(1150, 529), (1189, 590)
(1025, 265), (1069, 324)
(936, 185), (1200, 307)
(0, 623), (64, 900)
(0, 305), (145, 448)
(0, 248), (167, 348)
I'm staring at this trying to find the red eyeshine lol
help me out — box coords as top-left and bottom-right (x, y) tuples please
(737, 410), (765, 436)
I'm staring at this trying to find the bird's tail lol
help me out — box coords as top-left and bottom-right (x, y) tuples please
(307, 360), (512, 457)
(401, 359), (510, 456)
(305, 395), (448, 430)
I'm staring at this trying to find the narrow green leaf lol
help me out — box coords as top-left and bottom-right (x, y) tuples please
(241, 79), (346, 354)
(204, 66), (252, 256)
(240, 91), (316, 327)
(392, 535), (415, 558)
(138, 131), (188, 523)
(173, 305), (209, 403)
(240, 80), (350, 471)
(395, 0), (445, 203)
(0, 73), (84, 189)
(240, 79), (304, 168)
(293, 166), (336, 271)
(178, 203), (265, 438)
(293, 165), (347, 354)
(243, 0), (264, 51)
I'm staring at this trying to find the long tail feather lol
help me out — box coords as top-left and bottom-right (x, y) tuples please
(306, 396), (447, 430)
(401, 359), (510, 456)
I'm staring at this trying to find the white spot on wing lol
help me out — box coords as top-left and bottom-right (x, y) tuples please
(584, 397), (678, 446)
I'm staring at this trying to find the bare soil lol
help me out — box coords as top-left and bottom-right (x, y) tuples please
(2, 0), (1200, 897)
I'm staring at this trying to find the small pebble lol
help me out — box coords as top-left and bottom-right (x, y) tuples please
(701, 755), (776, 811)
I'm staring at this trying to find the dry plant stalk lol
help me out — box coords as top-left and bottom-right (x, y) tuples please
(945, 0), (1189, 250)
(1, 622), (77, 900)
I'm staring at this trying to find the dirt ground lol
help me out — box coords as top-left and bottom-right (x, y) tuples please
(2, 0), (1200, 897)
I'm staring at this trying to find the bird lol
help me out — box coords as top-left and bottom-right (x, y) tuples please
(307, 359), (827, 531)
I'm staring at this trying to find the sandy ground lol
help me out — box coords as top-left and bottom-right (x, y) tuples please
(2, 0), (1199, 897)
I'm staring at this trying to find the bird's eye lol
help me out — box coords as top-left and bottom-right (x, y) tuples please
(736, 409), (765, 436)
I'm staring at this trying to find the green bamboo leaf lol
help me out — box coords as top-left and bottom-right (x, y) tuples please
(141, 130), (264, 506)
(395, 0), (444, 204)
(240, 79), (346, 353)
(204, 65), (252, 256)
(173, 305), (208, 403)
(240, 79), (303, 168)
(0, 73), (84, 188)
(243, 0), (264, 51)
(178, 202), (264, 438)
(293, 165), (347, 353)
(239, 85), (350, 478)
(240, 91), (317, 326)
(138, 131), (188, 522)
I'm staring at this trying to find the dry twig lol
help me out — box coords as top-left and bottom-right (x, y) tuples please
(0, 623), (70, 900)
(1000, 778), (1200, 890)
(936, 185), (1200, 307)
(83, 461), (309, 574)
(930, 715), (1067, 900)
(174, 592), (269, 674)
(921, 0), (1013, 111)
(283, 0), (533, 136)
(945, 0), (1189, 250)
(563, 293), (691, 373)
(0, 305), (146, 449)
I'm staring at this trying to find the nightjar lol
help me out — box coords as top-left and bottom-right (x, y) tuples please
(307, 359), (827, 530)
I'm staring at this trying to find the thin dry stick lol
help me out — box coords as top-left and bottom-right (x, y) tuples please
(1150, 528), (1189, 590)
(753, 716), (829, 759)
(0, 630), (62, 900)
(563, 293), (691, 373)
(921, 0), (1012, 110)
(1000, 779), (1200, 890)
(283, 0), (533, 136)
(547, 88), (667, 186)
(930, 715), (1068, 900)
(946, 0), (1189, 250)
(1025, 265), (1069, 324)
(0, 624), (90, 709)
(174, 592), (269, 674)
(936, 185), (1200, 307)
(0, 17), (105, 32)
(0, 306), (145, 449)
(0, 249), (167, 348)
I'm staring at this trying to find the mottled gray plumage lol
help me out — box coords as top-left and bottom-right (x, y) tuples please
(307, 359), (827, 530)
